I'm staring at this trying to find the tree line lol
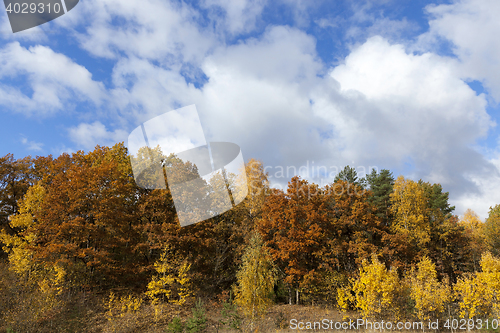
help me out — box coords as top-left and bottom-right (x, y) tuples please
(1, 143), (500, 328)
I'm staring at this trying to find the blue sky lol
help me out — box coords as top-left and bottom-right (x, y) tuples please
(1, 0), (499, 220)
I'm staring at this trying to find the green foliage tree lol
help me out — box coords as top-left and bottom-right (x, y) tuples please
(185, 299), (207, 333)
(432, 215), (473, 283)
(365, 169), (394, 226)
(321, 179), (392, 274)
(167, 316), (185, 333)
(220, 295), (242, 330)
(419, 181), (455, 218)
(334, 165), (365, 187)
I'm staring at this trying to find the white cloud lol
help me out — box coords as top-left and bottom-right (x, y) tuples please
(68, 121), (128, 150)
(20, 135), (44, 151)
(315, 18), (338, 29)
(455, 153), (500, 221)
(70, 0), (215, 64)
(201, 0), (267, 35)
(325, 35), (498, 219)
(197, 26), (326, 169)
(109, 56), (204, 126)
(420, 0), (500, 102)
(101, 25), (327, 176)
(0, 42), (105, 115)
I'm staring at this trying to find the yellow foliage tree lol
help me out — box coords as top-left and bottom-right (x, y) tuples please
(145, 244), (192, 323)
(352, 255), (402, 319)
(234, 233), (277, 327)
(460, 208), (483, 230)
(390, 176), (430, 249)
(459, 208), (486, 270)
(1, 183), (66, 292)
(484, 204), (500, 256)
(0, 183), (46, 278)
(408, 256), (450, 320)
(0, 183), (67, 329)
(145, 244), (192, 306)
(336, 280), (355, 315)
(480, 252), (500, 316)
(454, 252), (500, 318)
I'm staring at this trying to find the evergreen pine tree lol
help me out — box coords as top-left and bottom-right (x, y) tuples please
(365, 169), (395, 226)
(334, 165), (365, 187)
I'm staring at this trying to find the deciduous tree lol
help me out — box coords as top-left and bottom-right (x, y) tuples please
(390, 176), (430, 249)
(454, 252), (500, 319)
(234, 232), (276, 327)
(0, 154), (33, 238)
(408, 256), (450, 320)
(351, 255), (402, 319)
(256, 176), (325, 303)
(484, 204), (500, 256)
(460, 209), (486, 271)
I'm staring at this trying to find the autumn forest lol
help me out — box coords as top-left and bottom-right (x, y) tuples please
(1, 143), (500, 332)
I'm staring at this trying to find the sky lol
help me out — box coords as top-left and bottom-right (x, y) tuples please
(0, 0), (499, 221)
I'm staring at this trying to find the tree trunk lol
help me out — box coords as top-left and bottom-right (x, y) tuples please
(296, 289), (299, 305)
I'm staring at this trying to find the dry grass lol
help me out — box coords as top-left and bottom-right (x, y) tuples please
(1, 289), (495, 333)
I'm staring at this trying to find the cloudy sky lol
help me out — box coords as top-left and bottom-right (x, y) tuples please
(1, 0), (499, 220)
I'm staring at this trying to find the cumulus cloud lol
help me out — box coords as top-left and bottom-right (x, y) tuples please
(195, 29), (497, 212)
(197, 26), (326, 169)
(0, 42), (105, 114)
(70, 0), (215, 64)
(421, 0), (500, 102)
(68, 121), (128, 150)
(456, 154), (500, 219)
(109, 56), (204, 127)
(326, 35), (498, 219)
